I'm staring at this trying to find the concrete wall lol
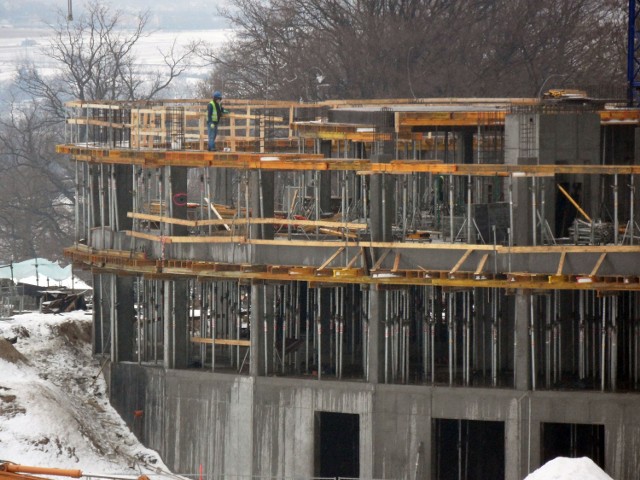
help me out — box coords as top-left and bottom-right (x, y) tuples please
(109, 363), (640, 479)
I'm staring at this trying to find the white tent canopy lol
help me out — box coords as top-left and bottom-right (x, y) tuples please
(0, 258), (92, 290)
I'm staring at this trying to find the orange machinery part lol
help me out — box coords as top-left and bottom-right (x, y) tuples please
(0, 465), (81, 478)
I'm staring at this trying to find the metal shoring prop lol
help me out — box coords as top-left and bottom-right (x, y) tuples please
(531, 176), (537, 246)
(465, 291), (471, 386)
(263, 283), (268, 375)
(317, 288), (322, 380)
(74, 159), (79, 243)
(405, 291), (410, 383)
(630, 175), (635, 245)
(314, 170), (320, 238)
(492, 288), (498, 387)
(545, 294), (552, 388)
(351, 285), (356, 367)
(423, 286), (428, 382)
(614, 174), (619, 244)
(339, 287), (344, 379)
(454, 290), (459, 384)
(430, 287), (436, 384)
(467, 175), (472, 244)
(635, 293), (639, 386)
(610, 295), (618, 391)
(449, 174), (454, 242)
(85, 163), (91, 243)
(233, 281), (239, 370)
(391, 291), (396, 383)
(294, 282), (301, 374)
(385, 290), (389, 384)
(211, 282), (217, 371)
(448, 291), (454, 385)
(592, 291), (597, 379)
(152, 280), (159, 364)
(601, 297), (607, 391)
(557, 292), (562, 384)
(579, 290), (586, 380)
(282, 284), (289, 372)
(305, 287), (310, 375)
(272, 284), (278, 373)
(530, 294), (536, 391)
(508, 175), (514, 271)
(98, 163), (106, 245)
(402, 175), (408, 239)
(362, 288), (369, 382)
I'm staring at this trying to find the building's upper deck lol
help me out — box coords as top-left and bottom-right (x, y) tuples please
(58, 97), (640, 291)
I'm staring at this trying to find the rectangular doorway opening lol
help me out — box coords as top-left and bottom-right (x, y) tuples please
(541, 422), (605, 470)
(315, 411), (359, 478)
(433, 418), (505, 480)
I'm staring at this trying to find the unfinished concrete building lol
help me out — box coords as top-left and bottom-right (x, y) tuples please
(58, 94), (640, 479)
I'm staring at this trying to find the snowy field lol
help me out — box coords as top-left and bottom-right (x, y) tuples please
(0, 309), (615, 480)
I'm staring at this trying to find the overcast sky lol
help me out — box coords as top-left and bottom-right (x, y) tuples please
(1, 0), (232, 30)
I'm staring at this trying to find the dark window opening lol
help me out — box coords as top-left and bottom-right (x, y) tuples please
(541, 422), (605, 470)
(433, 418), (505, 480)
(315, 411), (359, 478)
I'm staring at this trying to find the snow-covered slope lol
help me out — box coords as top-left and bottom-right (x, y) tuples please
(0, 310), (170, 476)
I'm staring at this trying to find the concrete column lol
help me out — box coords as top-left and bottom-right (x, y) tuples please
(319, 140), (332, 214)
(114, 275), (136, 362)
(163, 279), (189, 369)
(92, 273), (108, 355)
(168, 166), (188, 237)
(114, 164), (133, 231)
(90, 165), (100, 228)
(514, 290), (531, 391)
(369, 154), (394, 243)
(511, 176), (531, 246)
(250, 281), (274, 375)
(367, 287), (386, 384)
(462, 129), (474, 164)
(250, 171), (275, 240)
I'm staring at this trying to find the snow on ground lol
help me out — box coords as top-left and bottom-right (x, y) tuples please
(525, 456), (613, 480)
(0, 310), (174, 478)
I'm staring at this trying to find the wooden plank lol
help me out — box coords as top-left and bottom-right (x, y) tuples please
(346, 249), (363, 268)
(558, 184), (591, 222)
(556, 251), (566, 276)
(474, 253), (489, 275)
(318, 247), (345, 271)
(373, 249), (391, 270)
(590, 253), (607, 277)
(450, 249), (473, 274)
(191, 337), (251, 347)
(391, 252), (401, 272)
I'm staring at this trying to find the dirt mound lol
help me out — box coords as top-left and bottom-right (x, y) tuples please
(53, 319), (92, 346)
(0, 337), (27, 363)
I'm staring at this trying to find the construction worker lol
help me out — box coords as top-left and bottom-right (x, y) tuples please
(207, 91), (229, 151)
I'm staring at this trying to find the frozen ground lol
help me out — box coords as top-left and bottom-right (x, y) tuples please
(0, 310), (178, 478)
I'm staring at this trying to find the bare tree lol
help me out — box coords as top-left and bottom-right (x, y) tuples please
(0, 0), (199, 262)
(201, 0), (626, 101)
(17, 0), (199, 118)
(0, 98), (72, 260)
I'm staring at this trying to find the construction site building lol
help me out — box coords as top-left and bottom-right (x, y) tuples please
(58, 94), (640, 479)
